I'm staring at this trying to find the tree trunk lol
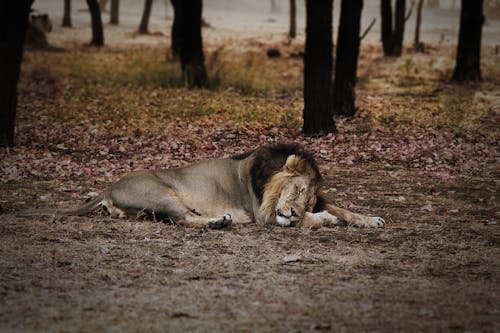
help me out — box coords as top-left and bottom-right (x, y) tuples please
(381, 0), (406, 56)
(303, 0), (335, 135)
(333, 0), (363, 118)
(451, 0), (484, 82)
(178, 0), (207, 87)
(170, 0), (181, 60)
(381, 0), (394, 56)
(110, 0), (119, 25)
(427, 0), (439, 8)
(99, 0), (108, 11)
(138, 0), (153, 34)
(87, 0), (104, 46)
(393, 0), (406, 56)
(62, 0), (72, 27)
(0, 0), (34, 147)
(289, 0), (296, 39)
(271, 0), (278, 13)
(414, 0), (424, 50)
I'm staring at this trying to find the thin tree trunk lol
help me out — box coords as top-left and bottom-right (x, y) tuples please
(381, 0), (394, 56)
(138, 0), (153, 34)
(427, 0), (439, 8)
(393, 0), (406, 56)
(289, 0), (297, 39)
(87, 0), (104, 46)
(414, 0), (424, 50)
(110, 0), (119, 25)
(451, 0), (484, 81)
(303, 0), (335, 135)
(0, 0), (34, 147)
(62, 0), (72, 27)
(170, 0), (181, 60)
(178, 0), (207, 87)
(333, 0), (363, 118)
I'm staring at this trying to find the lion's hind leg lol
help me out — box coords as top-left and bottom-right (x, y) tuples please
(181, 213), (233, 229)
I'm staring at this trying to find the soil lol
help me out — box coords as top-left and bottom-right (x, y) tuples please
(1, 167), (498, 332)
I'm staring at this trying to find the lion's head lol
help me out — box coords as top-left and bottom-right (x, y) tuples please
(260, 154), (320, 226)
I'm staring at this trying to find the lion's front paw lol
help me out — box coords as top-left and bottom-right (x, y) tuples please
(366, 216), (385, 228)
(208, 214), (232, 229)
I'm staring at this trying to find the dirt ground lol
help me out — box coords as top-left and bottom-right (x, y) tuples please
(1, 3), (500, 332)
(1, 168), (499, 332)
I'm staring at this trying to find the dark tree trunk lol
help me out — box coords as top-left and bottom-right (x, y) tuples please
(289, 0), (297, 39)
(0, 0), (33, 147)
(414, 0), (424, 50)
(138, 0), (153, 34)
(303, 0), (335, 135)
(87, 0), (104, 46)
(62, 0), (72, 27)
(381, 0), (394, 56)
(170, 0), (181, 60)
(452, 0), (484, 81)
(393, 0), (406, 56)
(173, 0), (207, 87)
(427, 0), (439, 8)
(110, 0), (119, 25)
(333, 0), (363, 118)
(381, 0), (406, 56)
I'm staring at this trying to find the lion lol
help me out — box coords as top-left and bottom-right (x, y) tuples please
(18, 144), (385, 229)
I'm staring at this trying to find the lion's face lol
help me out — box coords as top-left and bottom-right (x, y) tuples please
(275, 175), (317, 226)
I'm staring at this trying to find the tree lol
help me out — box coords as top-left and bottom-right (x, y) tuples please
(0, 0), (34, 147)
(289, 0), (297, 39)
(303, 0), (335, 135)
(87, 0), (104, 46)
(380, 0), (406, 56)
(138, 0), (153, 34)
(110, 0), (119, 25)
(427, 0), (439, 8)
(170, 0), (181, 60)
(414, 0), (424, 51)
(171, 0), (207, 87)
(62, 0), (72, 27)
(451, 0), (484, 81)
(333, 0), (363, 117)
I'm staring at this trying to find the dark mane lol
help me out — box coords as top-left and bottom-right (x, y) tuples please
(232, 143), (322, 203)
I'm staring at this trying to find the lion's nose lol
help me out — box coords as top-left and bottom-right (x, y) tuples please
(276, 209), (291, 218)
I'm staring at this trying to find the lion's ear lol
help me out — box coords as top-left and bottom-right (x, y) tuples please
(283, 154), (304, 173)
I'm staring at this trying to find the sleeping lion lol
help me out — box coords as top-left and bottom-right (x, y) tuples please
(19, 144), (385, 229)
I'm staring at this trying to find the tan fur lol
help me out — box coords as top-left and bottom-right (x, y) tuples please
(17, 145), (385, 229)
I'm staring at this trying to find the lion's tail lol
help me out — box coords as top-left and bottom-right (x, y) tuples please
(16, 194), (105, 217)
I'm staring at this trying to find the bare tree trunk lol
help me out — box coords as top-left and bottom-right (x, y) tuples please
(171, 0), (207, 87)
(138, 0), (153, 34)
(381, 0), (406, 56)
(427, 0), (439, 8)
(451, 0), (484, 81)
(381, 0), (394, 56)
(99, 0), (108, 12)
(110, 0), (119, 25)
(303, 0), (335, 135)
(62, 0), (72, 27)
(87, 0), (104, 46)
(170, 0), (181, 60)
(333, 0), (363, 118)
(393, 0), (406, 56)
(414, 0), (424, 50)
(270, 0), (278, 13)
(289, 0), (297, 39)
(0, 0), (34, 147)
